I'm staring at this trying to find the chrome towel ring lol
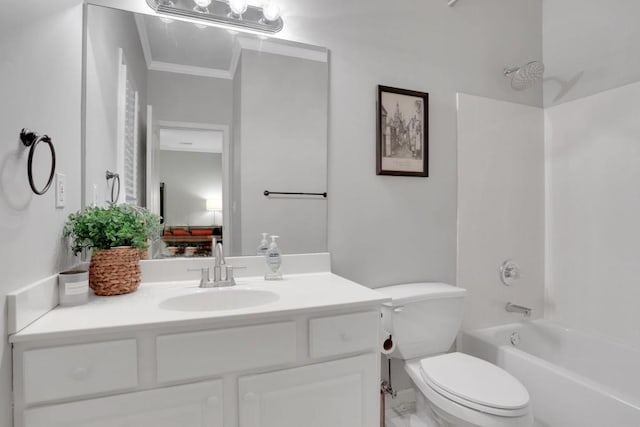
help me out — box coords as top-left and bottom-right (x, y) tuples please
(20, 128), (56, 196)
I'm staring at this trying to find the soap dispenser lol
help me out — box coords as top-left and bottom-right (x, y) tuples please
(257, 233), (269, 255)
(264, 235), (283, 280)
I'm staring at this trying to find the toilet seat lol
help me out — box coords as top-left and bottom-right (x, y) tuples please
(405, 357), (533, 427)
(405, 359), (533, 427)
(419, 353), (530, 417)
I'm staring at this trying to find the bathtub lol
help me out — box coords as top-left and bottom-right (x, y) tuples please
(461, 320), (640, 427)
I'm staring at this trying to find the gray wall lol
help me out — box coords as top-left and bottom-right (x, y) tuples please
(159, 151), (223, 225)
(0, 1), (544, 420)
(238, 50), (328, 255)
(94, 0), (543, 287)
(93, 0), (543, 287)
(543, 0), (640, 107)
(148, 71), (233, 125)
(85, 5), (147, 206)
(279, 0), (543, 287)
(0, 1), (83, 424)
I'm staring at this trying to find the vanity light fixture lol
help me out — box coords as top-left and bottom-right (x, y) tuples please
(193, 0), (212, 12)
(262, 1), (280, 22)
(146, 0), (283, 34)
(228, 0), (248, 17)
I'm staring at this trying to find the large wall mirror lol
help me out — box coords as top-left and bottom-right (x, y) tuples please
(83, 4), (329, 257)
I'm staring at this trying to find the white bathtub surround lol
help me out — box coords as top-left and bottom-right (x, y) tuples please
(463, 320), (640, 427)
(457, 93), (545, 330)
(545, 80), (640, 348)
(10, 271), (387, 426)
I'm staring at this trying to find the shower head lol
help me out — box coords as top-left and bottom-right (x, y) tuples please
(503, 61), (545, 91)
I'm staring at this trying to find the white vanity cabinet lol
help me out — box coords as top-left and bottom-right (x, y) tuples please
(12, 309), (381, 427)
(238, 354), (378, 427)
(23, 380), (223, 427)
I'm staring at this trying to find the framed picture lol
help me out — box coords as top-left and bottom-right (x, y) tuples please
(376, 85), (429, 177)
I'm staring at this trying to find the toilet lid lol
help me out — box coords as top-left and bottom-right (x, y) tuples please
(419, 353), (529, 412)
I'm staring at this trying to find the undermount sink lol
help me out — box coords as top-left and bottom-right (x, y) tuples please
(159, 288), (279, 312)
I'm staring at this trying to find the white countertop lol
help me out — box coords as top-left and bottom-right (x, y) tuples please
(11, 273), (388, 343)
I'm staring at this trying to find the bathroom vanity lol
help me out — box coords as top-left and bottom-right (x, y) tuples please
(9, 268), (386, 427)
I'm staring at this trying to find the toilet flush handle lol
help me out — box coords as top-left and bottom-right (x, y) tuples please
(393, 306), (405, 313)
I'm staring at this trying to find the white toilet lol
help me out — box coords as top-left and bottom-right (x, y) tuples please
(377, 283), (533, 427)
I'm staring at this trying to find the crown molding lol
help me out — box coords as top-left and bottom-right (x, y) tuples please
(149, 61), (232, 79)
(237, 36), (328, 63)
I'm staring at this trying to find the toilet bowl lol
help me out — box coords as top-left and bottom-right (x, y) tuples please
(405, 354), (532, 427)
(377, 283), (533, 427)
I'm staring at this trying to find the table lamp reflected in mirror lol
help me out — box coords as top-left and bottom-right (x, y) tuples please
(206, 198), (222, 225)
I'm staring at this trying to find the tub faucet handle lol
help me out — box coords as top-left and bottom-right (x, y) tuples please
(500, 260), (521, 286)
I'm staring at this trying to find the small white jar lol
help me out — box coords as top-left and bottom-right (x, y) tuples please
(58, 270), (89, 306)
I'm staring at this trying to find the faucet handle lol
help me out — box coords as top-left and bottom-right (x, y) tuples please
(187, 267), (210, 286)
(224, 265), (246, 284)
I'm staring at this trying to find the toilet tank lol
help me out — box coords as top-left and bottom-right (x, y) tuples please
(377, 283), (467, 360)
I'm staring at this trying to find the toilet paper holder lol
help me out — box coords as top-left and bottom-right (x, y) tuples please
(382, 334), (394, 352)
(381, 330), (395, 355)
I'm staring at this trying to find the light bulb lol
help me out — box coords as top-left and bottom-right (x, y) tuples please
(262, 2), (280, 22)
(193, 0), (212, 7)
(229, 0), (248, 15)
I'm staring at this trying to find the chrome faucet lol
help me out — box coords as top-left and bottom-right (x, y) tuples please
(505, 302), (532, 318)
(189, 240), (242, 288)
(212, 240), (226, 283)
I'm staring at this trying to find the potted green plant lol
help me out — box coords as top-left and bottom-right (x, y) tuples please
(64, 204), (162, 296)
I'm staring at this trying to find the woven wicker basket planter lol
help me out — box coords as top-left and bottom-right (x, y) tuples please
(89, 247), (141, 296)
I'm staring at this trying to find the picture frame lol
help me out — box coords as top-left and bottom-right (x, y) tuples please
(376, 85), (429, 177)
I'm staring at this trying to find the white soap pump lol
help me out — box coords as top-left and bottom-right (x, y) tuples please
(257, 232), (269, 255)
(264, 235), (283, 280)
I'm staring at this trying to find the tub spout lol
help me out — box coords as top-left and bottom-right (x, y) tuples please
(506, 302), (532, 318)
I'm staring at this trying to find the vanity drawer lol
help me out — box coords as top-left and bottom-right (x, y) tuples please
(22, 339), (138, 405)
(309, 311), (380, 359)
(156, 321), (297, 383)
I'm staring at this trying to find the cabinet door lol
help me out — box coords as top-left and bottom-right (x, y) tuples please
(23, 380), (223, 427)
(239, 354), (378, 427)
